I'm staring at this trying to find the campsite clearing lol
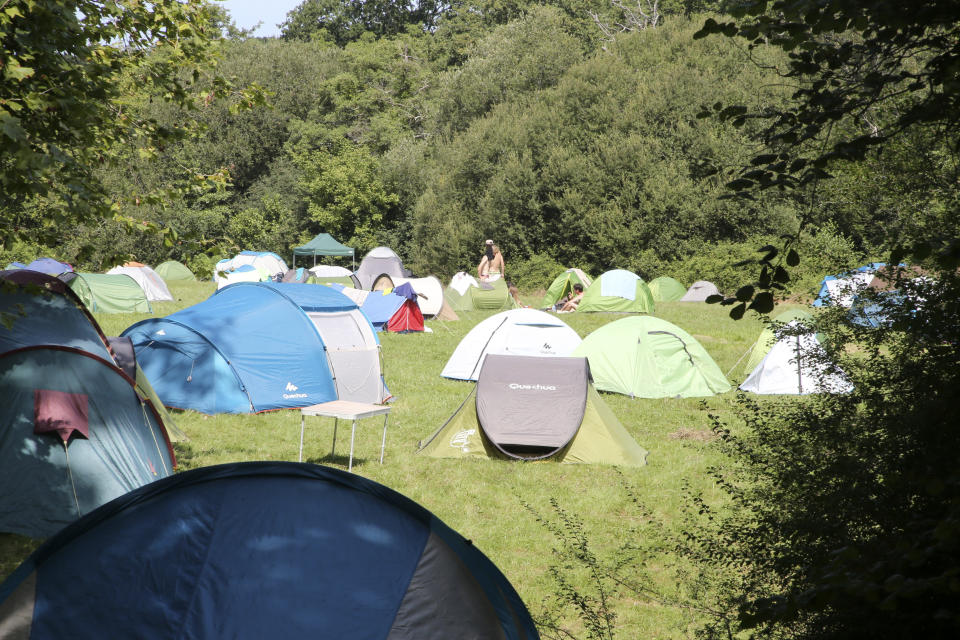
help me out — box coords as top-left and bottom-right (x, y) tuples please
(1, 279), (806, 637)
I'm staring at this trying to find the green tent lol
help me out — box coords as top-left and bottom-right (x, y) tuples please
(154, 260), (195, 282)
(577, 269), (655, 313)
(292, 233), (355, 268)
(446, 277), (517, 312)
(648, 276), (686, 302)
(743, 308), (815, 373)
(540, 268), (592, 308)
(572, 316), (730, 398)
(64, 273), (152, 314)
(419, 355), (647, 467)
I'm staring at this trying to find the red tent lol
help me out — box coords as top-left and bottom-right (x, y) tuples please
(386, 283), (424, 332)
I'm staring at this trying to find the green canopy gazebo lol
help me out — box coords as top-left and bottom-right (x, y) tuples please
(292, 233), (355, 269)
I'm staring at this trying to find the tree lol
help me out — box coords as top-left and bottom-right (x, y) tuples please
(694, 0), (960, 316)
(0, 0), (252, 250)
(281, 0), (447, 46)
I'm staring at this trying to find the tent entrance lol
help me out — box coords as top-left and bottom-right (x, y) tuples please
(308, 311), (384, 403)
(475, 355), (589, 460)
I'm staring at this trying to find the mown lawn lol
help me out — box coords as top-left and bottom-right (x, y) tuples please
(1, 280), (808, 637)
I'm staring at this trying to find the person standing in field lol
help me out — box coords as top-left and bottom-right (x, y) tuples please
(478, 239), (505, 281)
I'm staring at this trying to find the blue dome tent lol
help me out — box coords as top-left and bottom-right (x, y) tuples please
(0, 462), (539, 639)
(123, 282), (388, 413)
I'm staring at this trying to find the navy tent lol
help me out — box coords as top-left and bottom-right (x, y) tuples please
(0, 271), (176, 538)
(123, 282), (388, 413)
(0, 462), (539, 639)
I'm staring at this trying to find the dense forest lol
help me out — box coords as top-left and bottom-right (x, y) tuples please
(6, 0), (948, 295)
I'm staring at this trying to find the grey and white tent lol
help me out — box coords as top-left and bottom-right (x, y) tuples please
(356, 247), (408, 290)
(441, 308), (581, 381)
(680, 280), (720, 302)
(421, 355), (647, 466)
(740, 321), (853, 394)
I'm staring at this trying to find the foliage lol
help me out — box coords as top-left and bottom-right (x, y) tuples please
(281, 0), (447, 46)
(0, 0), (258, 253)
(681, 273), (960, 638)
(508, 253), (567, 291)
(694, 0), (960, 313)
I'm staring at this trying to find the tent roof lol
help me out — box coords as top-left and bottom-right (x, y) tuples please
(62, 272), (152, 314)
(648, 276), (687, 302)
(154, 260), (195, 281)
(441, 308), (581, 380)
(740, 321), (853, 394)
(0, 462), (537, 638)
(679, 280), (720, 302)
(578, 270), (654, 313)
(293, 233), (354, 257)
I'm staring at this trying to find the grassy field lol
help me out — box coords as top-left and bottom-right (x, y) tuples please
(1, 280), (805, 637)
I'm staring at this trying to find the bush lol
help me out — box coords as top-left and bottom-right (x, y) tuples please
(508, 253), (566, 291)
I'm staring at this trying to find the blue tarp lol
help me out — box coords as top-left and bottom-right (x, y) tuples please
(599, 269), (641, 301)
(360, 290), (406, 331)
(25, 258), (72, 275)
(0, 462), (538, 638)
(123, 283), (352, 413)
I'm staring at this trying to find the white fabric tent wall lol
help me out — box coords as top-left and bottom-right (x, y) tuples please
(821, 271), (876, 308)
(106, 266), (173, 301)
(740, 322), (853, 394)
(307, 310), (387, 403)
(441, 309), (582, 381)
(216, 267), (262, 290)
(392, 276), (444, 316)
(309, 265), (352, 277)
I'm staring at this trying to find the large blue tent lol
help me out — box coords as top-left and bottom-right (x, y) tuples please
(0, 462), (539, 639)
(123, 282), (386, 413)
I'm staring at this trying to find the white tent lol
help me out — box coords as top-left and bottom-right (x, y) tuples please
(819, 272), (876, 308)
(680, 280), (720, 302)
(372, 275), (445, 317)
(740, 321), (853, 394)
(215, 265), (263, 290)
(214, 252), (288, 288)
(106, 265), (173, 302)
(309, 265), (353, 278)
(441, 309), (582, 381)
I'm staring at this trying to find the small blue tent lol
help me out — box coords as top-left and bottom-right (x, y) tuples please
(0, 271), (176, 538)
(123, 282), (387, 413)
(25, 257), (72, 275)
(0, 462), (539, 639)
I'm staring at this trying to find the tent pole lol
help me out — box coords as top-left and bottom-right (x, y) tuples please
(64, 442), (82, 518)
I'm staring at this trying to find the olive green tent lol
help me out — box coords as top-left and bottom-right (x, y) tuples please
(648, 276), (686, 302)
(419, 355), (647, 467)
(154, 260), (195, 282)
(572, 316), (730, 398)
(577, 269), (655, 313)
(61, 273), (152, 314)
(540, 268), (592, 308)
(446, 275), (517, 312)
(743, 308), (815, 373)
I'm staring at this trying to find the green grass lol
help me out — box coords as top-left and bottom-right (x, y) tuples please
(0, 281), (806, 636)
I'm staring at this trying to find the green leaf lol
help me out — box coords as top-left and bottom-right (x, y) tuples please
(729, 302), (747, 320)
(4, 60), (35, 82)
(705, 294), (724, 304)
(773, 266), (790, 283)
(735, 285), (755, 302)
(786, 249), (800, 266)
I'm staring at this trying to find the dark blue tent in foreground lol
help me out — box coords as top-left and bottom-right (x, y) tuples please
(0, 462), (538, 639)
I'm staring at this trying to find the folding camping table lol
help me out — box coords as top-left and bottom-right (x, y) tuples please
(299, 401), (392, 472)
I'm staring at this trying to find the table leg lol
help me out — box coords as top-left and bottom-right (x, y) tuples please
(331, 418), (338, 456)
(380, 415), (388, 464)
(299, 415), (305, 463)
(348, 419), (357, 472)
